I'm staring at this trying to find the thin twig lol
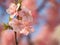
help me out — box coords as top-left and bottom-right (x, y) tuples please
(15, 32), (18, 45)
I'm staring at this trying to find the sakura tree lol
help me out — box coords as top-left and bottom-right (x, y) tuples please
(0, 0), (60, 45)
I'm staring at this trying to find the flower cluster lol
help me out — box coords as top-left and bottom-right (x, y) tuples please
(6, 2), (34, 36)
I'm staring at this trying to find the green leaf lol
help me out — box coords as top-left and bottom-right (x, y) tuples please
(18, 0), (22, 11)
(9, 17), (12, 21)
(3, 23), (9, 30)
(3, 23), (13, 30)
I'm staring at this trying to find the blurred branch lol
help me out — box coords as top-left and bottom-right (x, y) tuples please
(27, 34), (33, 45)
(37, 0), (48, 12)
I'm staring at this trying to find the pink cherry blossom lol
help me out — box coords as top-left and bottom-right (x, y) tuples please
(6, 3), (17, 15)
(22, 0), (37, 11)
